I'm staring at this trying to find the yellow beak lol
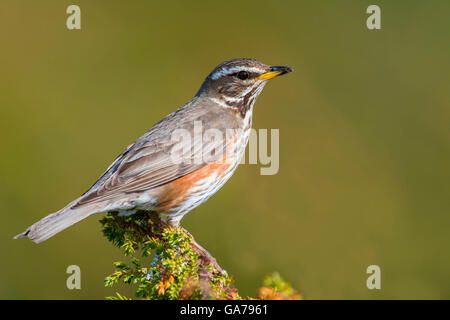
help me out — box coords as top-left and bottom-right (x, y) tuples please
(257, 66), (293, 81)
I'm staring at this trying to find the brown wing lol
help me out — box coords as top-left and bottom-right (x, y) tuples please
(72, 125), (234, 208)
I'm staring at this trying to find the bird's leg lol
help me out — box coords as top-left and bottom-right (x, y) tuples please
(156, 218), (224, 274)
(179, 227), (224, 275)
(190, 237), (224, 274)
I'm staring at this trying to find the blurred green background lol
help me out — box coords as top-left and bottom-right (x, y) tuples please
(1, 0), (449, 299)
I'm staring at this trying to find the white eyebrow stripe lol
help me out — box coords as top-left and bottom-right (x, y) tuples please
(210, 66), (266, 80)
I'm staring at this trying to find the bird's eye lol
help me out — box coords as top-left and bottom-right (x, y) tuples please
(237, 71), (249, 80)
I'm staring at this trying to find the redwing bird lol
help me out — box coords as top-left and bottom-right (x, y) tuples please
(15, 58), (292, 243)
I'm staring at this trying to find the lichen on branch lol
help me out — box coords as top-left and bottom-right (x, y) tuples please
(100, 211), (301, 300)
(101, 211), (239, 300)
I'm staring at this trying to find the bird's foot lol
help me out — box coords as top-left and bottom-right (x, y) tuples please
(179, 227), (225, 275)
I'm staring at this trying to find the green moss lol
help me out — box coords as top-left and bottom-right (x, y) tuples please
(257, 272), (302, 300)
(101, 212), (241, 300)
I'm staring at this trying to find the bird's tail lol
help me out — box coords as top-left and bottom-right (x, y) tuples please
(14, 203), (96, 243)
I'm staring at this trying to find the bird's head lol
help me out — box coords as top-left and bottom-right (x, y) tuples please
(196, 58), (293, 117)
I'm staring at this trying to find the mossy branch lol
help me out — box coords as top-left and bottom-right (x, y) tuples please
(100, 211), (301, 300)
